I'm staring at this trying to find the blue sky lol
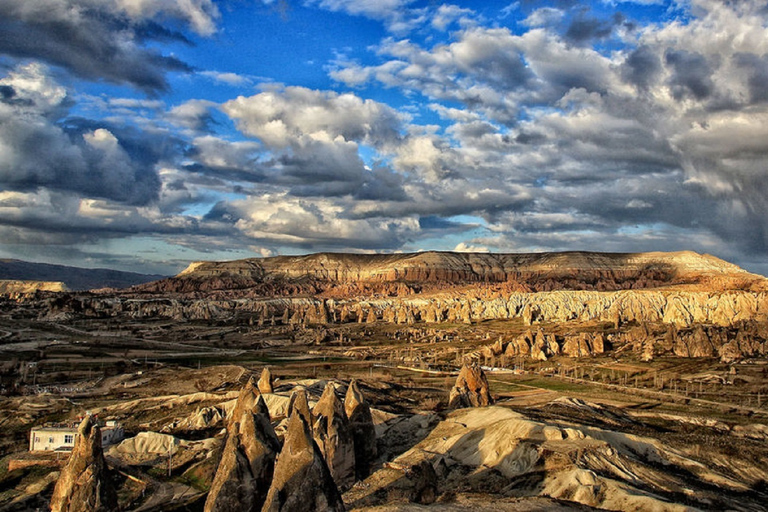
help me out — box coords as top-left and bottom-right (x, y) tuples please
(1, 0), (768, 276)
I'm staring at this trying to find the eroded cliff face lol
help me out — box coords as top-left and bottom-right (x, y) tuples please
(10, 250), (768, 364)
(135, 250), (768, 296)
(47, 289), (767, 328)
(0, 279), (67, 296)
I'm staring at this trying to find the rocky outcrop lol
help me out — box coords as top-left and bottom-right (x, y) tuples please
(258, 367), (274, 394)
(344, 381), (377, 480)
(166, 250), (761, 290)
(229, 377), (260, 427)
(448, 364), (493, 408)
(262, 412), (345, 512)
(205, 394), (281, 512)
(0, 279), (66, 296)
(50, 415), (117, 512)
(312, 383), (356, 491)
(288, 387), (313, 427)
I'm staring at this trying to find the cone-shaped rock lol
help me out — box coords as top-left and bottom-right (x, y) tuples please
(312, 383), (356, 491)
(288, 387), (313, 428)
(205, 395), (281, 512)
(50, 415), (118, 512)
(231, 377), (260, 426)
(262, 412), (345, 512)
(448, 364), (493, 408)
(258, 367), (274, 394)
(344, 380), (377, 480)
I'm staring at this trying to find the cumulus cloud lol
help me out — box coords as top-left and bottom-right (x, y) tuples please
(222, 86), (404, 148)
(321, 0), (768, 266)
(3, 0), (768, 274)
(0, 63), (163, 204)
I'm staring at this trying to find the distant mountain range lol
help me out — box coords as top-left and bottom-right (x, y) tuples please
(0, 259), (166, 291)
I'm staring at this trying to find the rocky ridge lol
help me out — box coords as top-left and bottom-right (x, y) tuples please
(137, 250), (767, 296)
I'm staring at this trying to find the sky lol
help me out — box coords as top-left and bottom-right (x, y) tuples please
(1, 0), (768, 276)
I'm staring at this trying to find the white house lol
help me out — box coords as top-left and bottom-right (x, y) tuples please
(29, 419), (124, 452)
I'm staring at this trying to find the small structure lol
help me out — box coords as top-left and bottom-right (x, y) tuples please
(30, 419), (123, 452)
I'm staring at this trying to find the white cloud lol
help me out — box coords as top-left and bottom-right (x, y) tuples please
(453, 242), (489, 253)
(199, 71), (253, 86)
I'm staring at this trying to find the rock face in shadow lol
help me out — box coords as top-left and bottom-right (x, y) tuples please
(344, 380), (377, 480)
(405, 460), (438, 504)
(50, 415), (117, 512)
(262, 412), (345, 512)
(205, 394), (281, 512)
(312, 384), (356, 492)
(258, 367), (274, 394)
(448, 364), (493, 409)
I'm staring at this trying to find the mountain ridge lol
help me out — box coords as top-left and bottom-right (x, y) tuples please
(0, 259), (166, 291)
(147, 250), (764, 297)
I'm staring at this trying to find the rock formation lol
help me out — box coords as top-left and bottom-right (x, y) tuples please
(205, 394), (281, 512)
(50, 415), (118, 512)
(448, 364), (493, 408)
(258, 367), (274, 394)
(344, 380), (377, 480)
(158, 250), (763, 294)
(288, 387), (313, 428)
(312, 383), (356, 491)
(230, 377), (260, 426)
(262, 412), (345, 512)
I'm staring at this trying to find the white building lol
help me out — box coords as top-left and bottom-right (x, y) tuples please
(29, 419), (124, 452)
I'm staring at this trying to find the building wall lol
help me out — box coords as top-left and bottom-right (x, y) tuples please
(29, 426), (124, 452)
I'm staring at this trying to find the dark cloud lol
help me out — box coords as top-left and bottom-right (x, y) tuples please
(0, 2), (198, 93)
(664, 49), (715, 100)
(564, 15), (615, 44)
(735, 53), (768, 103)
(622, 45), (662, 90)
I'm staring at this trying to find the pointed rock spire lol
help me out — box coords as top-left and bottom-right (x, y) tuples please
(205, 394), (281, 512)
(50, 415), (118, 512)
(230, 376), (260, 427)
(312, 383), (356, 491)
(344, 380), (377, 480)
(262, 412), (345, 512)
(258, 367), (274, 394)
(288, 387), (313, 428)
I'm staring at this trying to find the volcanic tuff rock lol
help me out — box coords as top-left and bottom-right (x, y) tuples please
(344, 380), (377, 480)
(448, 364), (493, 409)
(262, 412), (345, 512)
(347, 405), (764, 511)
(136, 250), (767, 297)
(312, 383), (356, 491)
(175, 250), (756, 284)
(472, 321), (768, 364)
(258, 367), (274, 394)
(229, 377), (261, 427)
(288, 387), (313, 428)
(50, 415), (118, 512)
(205, 394), (281, 512)
(0, 279), (66, 295)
